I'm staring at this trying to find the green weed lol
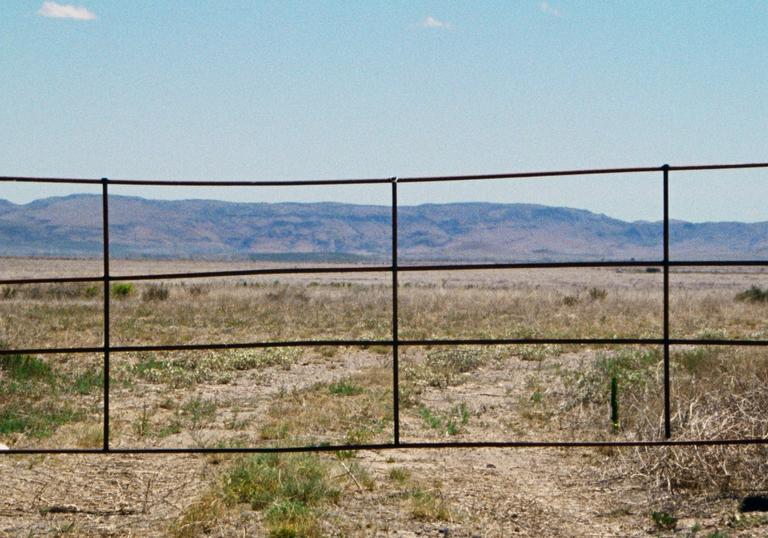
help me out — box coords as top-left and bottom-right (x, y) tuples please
(0, 404), (82, 438)
(223, 453), (339, 537)
(419, 403), (470, 436)
(328, 380), (364, 396)
(72, 369), (103, 395)
(0, 354), (96, 438)
(182, 397), (217, 429)
(1, 354), (53, 382)
(111, 282), (134, 299)
(651, 510), (677, 531)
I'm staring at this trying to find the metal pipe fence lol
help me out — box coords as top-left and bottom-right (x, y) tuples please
(2, 162), (768, 454)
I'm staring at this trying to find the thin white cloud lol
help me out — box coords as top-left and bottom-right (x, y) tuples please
(38, 1), (96, 21)
(422, 16), (451, 30)
(540, 2), (561, 17)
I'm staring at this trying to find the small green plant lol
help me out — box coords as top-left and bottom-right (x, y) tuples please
(419, 403), (470, 436)
(83, 285), (100, 298)
(182, 398), (217, 429)
(328, 380), (364, 396)
(652, 510), (678, 531)
(0, 352), (92, 439)
(735, 285), (768, 303)
(157, 419), (183, 438)
(72, 369), (103, 395)
(263, 500), (315, 537)
(111, 282), (134, 299)
(419, 406), (443, 430)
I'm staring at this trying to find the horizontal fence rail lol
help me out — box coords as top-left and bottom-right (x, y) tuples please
(1, 162), (768, 454)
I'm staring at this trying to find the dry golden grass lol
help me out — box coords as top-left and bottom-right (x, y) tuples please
(2, 259), (768, 535)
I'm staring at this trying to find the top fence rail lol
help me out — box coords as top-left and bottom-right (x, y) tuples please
(2, 161), (768, 187)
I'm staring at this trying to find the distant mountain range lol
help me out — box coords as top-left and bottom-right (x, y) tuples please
(1, 194), (767, 262)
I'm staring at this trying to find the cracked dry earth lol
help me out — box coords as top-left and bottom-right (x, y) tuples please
(2, 346), (758, 537)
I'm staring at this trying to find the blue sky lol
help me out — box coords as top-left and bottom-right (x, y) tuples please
(1, 1), (767, 222)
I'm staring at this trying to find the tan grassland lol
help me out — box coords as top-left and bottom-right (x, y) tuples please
(1, 258), (768, 536)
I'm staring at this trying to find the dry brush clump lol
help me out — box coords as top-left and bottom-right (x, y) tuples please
(624, 347), (768, 494)
(561, 344), (768, 493)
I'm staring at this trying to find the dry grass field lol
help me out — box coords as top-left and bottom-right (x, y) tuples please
(2, 258), (768, 536)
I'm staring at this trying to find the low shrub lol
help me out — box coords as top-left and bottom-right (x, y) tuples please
(735, 285), (768, 303)
(589, 287), (608, 301)
(111, 282), (134, 299)
(406, 348), (493, 389)
(142, 284), (170, 301)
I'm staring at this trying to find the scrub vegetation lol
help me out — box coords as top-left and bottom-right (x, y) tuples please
(1, 260), (767, 535)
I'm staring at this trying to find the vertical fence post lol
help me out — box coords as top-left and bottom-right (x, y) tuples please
(101, 178), (111, 451)
(391, 177), (400, 445)
(662, 164), (671, 439)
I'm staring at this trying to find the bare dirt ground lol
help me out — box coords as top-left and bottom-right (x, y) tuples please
(2, 259), (768, 536)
